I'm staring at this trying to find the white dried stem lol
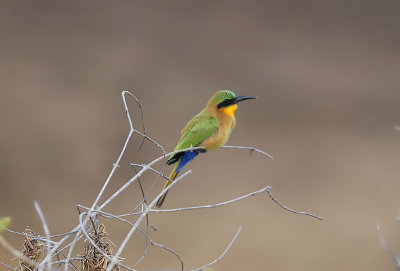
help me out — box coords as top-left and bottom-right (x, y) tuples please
(377, 224), (400, 268)
(98, 146), (202, 211)
(151, 186), (271, 213)
(34, 201), (52, 271)
(221, 145), (274, 160)
(76, 205), (184, 270)
(192, 226), (242, 271)
(0, 235), (53, 271)
(0, 261), (16, 270)
(265, 186), (323, 220)
(105, 170), (192, 271)
(78, 213), (136, 271)
(4, 90), (323, 271)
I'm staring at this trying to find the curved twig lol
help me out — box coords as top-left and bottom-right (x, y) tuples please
(266, 186), (323, 220)
(192, 226), (242, 271)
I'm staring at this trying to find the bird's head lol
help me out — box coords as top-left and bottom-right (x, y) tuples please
(209, 90), (257, 117)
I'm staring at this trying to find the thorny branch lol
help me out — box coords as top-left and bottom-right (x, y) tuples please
(149, 186), (322, 220)
(1, 91), (322, 271)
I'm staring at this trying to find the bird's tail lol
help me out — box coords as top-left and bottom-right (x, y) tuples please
(156, 162), (180, 208)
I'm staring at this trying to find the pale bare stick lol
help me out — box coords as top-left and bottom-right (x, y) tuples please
(97, 146), (203, 211)
(266, 186), (323, 220)
(125, 144), (274, 215)
(6, 225), (84, 269)
(105, 170), (192, 271)
(192, 226), (242, 271)
(97, 144), (272, 213)
(21, 90), (321, 271)
(52, 258), (82, 271)
(77, 213), (137, 271)
(0, 261), (16, 270)
(150, 186), (323, 221)
(123, 91), (147, 151)
(222, 145), (274, 160)
(60, 91), (155, 271)
(48, 233), (86, 262)
(76, 206), (184, 271)
(0, 235), (53, 271)
(377, 224), (400, 268)
(34, 202), (52, 271)
(6, 228), (78, 240)
(63, 227), (84, 271)
(151, 186), (270, 213)
(129, 162), (168, 213)
(129, 164), (151, 268)
(123, 91), (165, 153)
(5, 227), (82, 270)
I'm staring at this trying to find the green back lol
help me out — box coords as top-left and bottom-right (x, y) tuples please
(175, 111), (220, 151)
(167, 111), (220, 164)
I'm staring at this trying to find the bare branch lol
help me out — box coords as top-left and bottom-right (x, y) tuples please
(5, 91), (322, 271)
(266, 186), (323, 220)
(97, 146), (202, 211)
(151, 186), (270, 213)
(151, 186), (323, 221)
(221, 145), (274, 160)
(192, 226), (242, 271)
(64, 228), (83, 271)
(377, 224), (400, 268)
(78, 213), (136, 271)
(0, 235), (53, 271)
(34, 201), (52, 271)
(105, 170), (192, 271)
(76, 205), (184, 270)
(0, 261), (16, 271)
(122, 91), (165, 153)
(54, 91), (159, 271)
(6, 228), (79, 240)
(130, 164), (150, 268)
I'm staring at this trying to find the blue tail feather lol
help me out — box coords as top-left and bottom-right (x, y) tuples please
(177, 151), (200, 173)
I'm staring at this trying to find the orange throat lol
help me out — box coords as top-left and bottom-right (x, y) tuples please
(220, 104), (237, 117)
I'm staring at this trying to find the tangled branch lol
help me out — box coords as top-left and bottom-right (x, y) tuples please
(0, 91), (322, 271)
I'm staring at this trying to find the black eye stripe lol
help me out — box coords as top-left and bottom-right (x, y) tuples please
(217, 98), (235, 109)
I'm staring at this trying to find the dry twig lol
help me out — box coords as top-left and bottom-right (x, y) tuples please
(0, 91), (322, 271)
(377, 224), (400, 268)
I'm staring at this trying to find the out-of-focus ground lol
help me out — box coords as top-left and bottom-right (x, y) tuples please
(1, 1), (400, 270)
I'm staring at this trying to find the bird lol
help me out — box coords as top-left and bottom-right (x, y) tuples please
(156, 90), (257, 208)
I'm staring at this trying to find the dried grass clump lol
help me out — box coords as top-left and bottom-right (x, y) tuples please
(81, 224), (120, 271)
(17, 229), (44, 271)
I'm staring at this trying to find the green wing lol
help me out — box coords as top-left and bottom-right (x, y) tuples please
(167, 113), (220, 164)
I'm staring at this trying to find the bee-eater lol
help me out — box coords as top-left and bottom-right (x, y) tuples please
(156, 90), (256, 208)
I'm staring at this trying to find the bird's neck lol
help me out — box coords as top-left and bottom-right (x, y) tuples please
(206, 100), (237, 116)
(219, 104), (237, 117)
(205, 103), (236, 130)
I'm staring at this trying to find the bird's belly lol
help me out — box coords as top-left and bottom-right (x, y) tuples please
(201, 127), (231, 150)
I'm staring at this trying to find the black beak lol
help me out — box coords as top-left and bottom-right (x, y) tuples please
(233, 96), (257, 104)
(217, 95), (257, 109)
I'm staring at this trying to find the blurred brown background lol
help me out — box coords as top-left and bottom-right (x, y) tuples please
(1, 1), (400, 270)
